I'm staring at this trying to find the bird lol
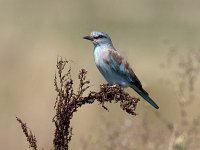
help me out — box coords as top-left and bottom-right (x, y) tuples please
(83, 31), (159, 109)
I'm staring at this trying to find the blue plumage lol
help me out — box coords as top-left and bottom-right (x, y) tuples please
(83, 31), (159, 109)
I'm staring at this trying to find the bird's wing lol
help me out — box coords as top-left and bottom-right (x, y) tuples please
(104, 49), (148, 95)
(104, 49), (159, 109)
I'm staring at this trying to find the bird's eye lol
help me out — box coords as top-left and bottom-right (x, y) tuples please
(98, 35), (104, 38)
(94, 35), (104, 39)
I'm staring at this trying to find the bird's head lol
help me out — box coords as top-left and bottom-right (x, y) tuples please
(83, 31), (113, 47)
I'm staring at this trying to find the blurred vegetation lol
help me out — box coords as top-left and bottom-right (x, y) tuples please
(1, 0), (200, 149)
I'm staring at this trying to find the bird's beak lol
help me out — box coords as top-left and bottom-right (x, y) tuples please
(83, 35), (93, 41)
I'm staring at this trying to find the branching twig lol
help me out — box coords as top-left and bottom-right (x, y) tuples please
(17, 58), (139, 150)
(16, 117), (37, 150)
(52, 58), (139, 150)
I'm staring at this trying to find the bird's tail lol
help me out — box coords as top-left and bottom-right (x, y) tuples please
(130, 85), (159, 109)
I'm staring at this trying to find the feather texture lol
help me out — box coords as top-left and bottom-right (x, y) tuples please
(84, 31), (159, 109)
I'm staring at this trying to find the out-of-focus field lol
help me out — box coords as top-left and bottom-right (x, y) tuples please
(0, 0), (200, 149)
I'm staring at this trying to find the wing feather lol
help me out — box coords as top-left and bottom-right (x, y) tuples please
(104, 49), (148, 95)
(107, 49), (138, 81)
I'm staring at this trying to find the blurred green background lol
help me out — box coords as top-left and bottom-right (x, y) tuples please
(1, 0), (200, 149)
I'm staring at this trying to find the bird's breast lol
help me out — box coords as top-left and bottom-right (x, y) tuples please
(94, 46), (109, 66)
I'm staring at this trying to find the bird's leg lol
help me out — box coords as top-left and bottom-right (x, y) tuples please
(109, 84), (118, 88)
(109, 83), (122, 89)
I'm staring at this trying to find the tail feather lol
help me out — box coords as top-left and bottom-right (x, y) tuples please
(130, 85), (159, 109)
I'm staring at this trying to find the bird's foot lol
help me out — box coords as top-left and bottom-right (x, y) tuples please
(109, 84), (121, 89)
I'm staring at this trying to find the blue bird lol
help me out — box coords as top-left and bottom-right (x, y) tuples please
(83, 31), (159, 109)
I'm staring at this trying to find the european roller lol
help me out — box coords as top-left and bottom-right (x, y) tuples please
(83, 31), (159, 109)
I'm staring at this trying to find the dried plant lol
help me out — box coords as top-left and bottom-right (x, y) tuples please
(53, 58), (138, 150)
(17, 58), (139, 150)
(159, 48), (200, 150)
(16, 117), (37, 150)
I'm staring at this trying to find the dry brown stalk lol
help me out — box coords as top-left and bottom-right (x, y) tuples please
(17, 58), (139, 150)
